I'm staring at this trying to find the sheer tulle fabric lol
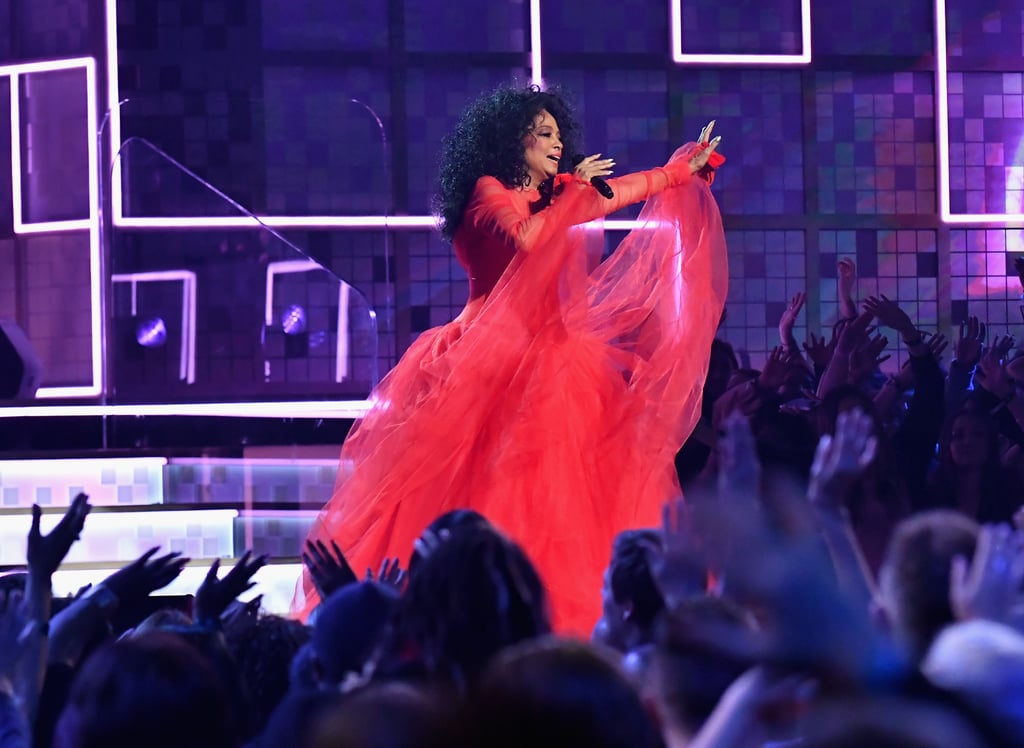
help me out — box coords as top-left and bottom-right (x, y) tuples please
(296, 145), (728, 633)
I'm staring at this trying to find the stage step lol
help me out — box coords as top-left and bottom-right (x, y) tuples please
(0, 453), (340, 616)
(48, 560), (304, 616)
(0, 457), (167, 507)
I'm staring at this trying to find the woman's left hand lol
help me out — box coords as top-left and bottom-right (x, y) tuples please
(688, 119), (724, 174)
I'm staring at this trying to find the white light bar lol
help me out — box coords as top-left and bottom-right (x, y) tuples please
(47, 562), (303, 616)
(114, 214), (441, 229)
(0, 400), (372, 419)
(530, 0), (543, 86)
(0, 509), (238, 565)
(671, 0), (812, 65)
(0, 457), (167, 507)
(935, 0), (1024, 225)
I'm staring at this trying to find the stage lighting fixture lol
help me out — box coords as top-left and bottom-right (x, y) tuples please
(281, 305), (307, 335)
(135, 317), (168, 348)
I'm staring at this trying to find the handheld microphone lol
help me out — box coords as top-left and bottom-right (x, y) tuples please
(570, 154), (614, 199)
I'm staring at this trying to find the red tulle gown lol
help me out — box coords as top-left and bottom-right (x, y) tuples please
(297, 144), (728, 633)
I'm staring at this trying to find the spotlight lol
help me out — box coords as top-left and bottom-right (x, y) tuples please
(135, 317), (167, 348)
(281, 305), (307, 335)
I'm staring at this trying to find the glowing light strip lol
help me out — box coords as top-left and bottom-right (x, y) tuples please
(0, 400), (372, 419)
(0, 57), (96, 76)
(106, 0), (124, 226)
(934, 0), (1024, 224)
(0, 509), (238, 565)
(671, 0), (812, 64)
(530, 0), (543, 86)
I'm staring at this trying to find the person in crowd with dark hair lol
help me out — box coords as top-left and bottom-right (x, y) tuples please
(450, 637), (665, 748)
(593, 528), (672, 654)
(876, 510), (979, 664)
(927, 405), (1024, 523)
(371, 524), (550, 689)
(52, 632), (241, 748)
(300, 83), (728, 632)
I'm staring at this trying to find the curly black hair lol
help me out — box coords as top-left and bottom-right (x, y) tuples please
(434, 84), (582, 241)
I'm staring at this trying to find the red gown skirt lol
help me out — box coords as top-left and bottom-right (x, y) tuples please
(297, 162), (728, 634)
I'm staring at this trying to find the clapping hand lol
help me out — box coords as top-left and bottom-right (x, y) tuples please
(27, 493), (91, 580)
(950, 524), (1024, 633)
(302, 539), (357, 600)
(194, 551), (268, 624)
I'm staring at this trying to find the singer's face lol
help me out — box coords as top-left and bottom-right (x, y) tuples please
(522, 109), (562, 188)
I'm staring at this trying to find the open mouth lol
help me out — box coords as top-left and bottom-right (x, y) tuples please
(547, 155), (560, 164)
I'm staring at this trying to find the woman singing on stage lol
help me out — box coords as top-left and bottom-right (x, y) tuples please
(299, 84), (728, 632)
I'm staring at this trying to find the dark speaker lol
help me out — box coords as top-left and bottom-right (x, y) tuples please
(0, 319), (43, 399)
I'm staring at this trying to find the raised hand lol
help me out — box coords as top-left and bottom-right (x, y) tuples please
(803, 329), (837, 370)
(27, 492), (91, 580)
(717, 412), (762, 504)
(955, 316), (985, 367)
(757, 346), (792, 393)
(950, 524), (1024, 633)
(688, 120), (724, 176)
(925, 332), (949, 363)
(837, 258), (857, 318)
(102, 547), (190, 605)
(302, 539), (356, 600)
(412, 527), (451, 563)
(862, 295), (915, 338)
(809, 408), (878, 508)
(834, 312), (873, 356)
(847, 333), (890, 385)
(975, 336), (1016, 400)
(648, 498), (708, 610)
(194, 551), (268, 624)
(365, 557), (406, 591)
(779, 292), (807, 350)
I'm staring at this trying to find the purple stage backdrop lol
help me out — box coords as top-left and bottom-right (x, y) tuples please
(1, 0), (1023, 404)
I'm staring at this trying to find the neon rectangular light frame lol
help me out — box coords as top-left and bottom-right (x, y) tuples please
(3, 56), (102, 398)
(265, 260), (351, 382)
(670, 0), (812, 65)
(112, 270), (197, 383)
(104, 0), (551, 230)
(934, 0), (1024, 225)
